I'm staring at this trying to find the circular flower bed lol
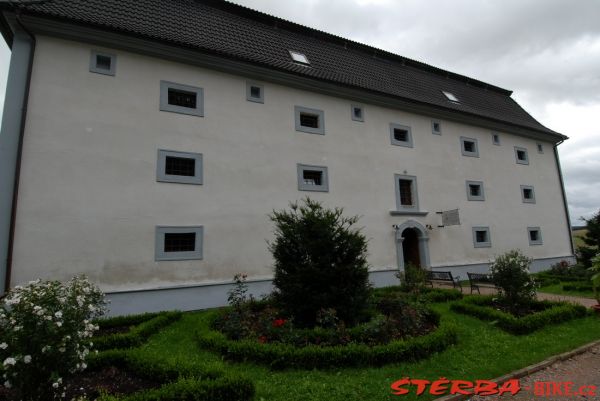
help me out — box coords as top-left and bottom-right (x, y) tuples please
(197, 293), (458, 369)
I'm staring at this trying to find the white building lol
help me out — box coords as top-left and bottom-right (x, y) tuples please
(0, 0), (574, 315)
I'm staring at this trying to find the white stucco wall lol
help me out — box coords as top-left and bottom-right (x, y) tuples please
(10, 36), (573, 292)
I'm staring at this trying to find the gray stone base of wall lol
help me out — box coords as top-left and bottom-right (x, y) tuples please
(105, 255), (574, 316)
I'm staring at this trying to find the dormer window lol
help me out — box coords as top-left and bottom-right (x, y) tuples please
(289, 50), (310, 65)
(442, 91), (459, 103)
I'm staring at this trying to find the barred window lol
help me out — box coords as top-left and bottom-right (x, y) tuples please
(164, 232), (196, 253)
(165, 156), (195, 177)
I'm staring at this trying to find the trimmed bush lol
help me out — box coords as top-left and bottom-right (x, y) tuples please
(98, 376), (255, 401)
(93, 311), (182, 350)
(562, 283), (594, 292)
(95, 312), (163, 330)
(197, 310), (458, 369)
(372, 286), (463, 303)
(450, 296), (588, 335)
(87, 349), (253, 401)
(269, 198), (371, 326)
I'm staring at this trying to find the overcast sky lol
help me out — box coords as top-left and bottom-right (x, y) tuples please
(0, 0), (599, 225)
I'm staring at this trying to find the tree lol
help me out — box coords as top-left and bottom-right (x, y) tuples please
(578, 209), (600, 267)
(269, 198), (371, 327)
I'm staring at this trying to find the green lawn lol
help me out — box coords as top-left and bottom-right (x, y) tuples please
(537, 283), (595, 298)
(137, 303), (600, 401)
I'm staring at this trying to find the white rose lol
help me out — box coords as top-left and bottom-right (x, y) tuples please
(23, 355), (31, 364)
(3, 380), (11, 388)
(2, 358), (16, 367)
(55, 311), (63, 318)
(0, 343), (7, 350)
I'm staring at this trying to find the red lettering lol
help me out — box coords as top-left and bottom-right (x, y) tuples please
(534, 381), (547, 396)
(390, 378), (411, 395)
(474, 380), (498, 396)
(412, 379), (430, 395)
(498, 379), (521, 396)
(449, 380), (474, 395)
(429, 378), (450, 395)
(551, 382), (563, 395)
(564, 381), (574, 396)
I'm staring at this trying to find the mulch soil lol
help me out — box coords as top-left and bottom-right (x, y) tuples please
(0, 366), (161, 401)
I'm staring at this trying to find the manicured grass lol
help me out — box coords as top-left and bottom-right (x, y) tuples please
(137, 303), (600, 401)
(538, 283), (595, 298)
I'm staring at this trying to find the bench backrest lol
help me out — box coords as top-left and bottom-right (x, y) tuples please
(467, 272), (493, 283)
(427, 271), (454, 281)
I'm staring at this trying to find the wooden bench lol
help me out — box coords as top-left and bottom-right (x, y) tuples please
(467, 272), (498, 294)
(426, 270), (462, 292)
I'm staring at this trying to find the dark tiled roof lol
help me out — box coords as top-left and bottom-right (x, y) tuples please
(2, 0), (560, 137)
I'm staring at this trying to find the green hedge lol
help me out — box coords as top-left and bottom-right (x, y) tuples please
(562, 283), (594, 292)
(98, 376), (255, 401)
(93, 311), (183, 350)
(372, 286), (463, 302)
(88, 349), (254, 401)
(450, 296), (588, 335)
(95, 312), (163, 329)
(196, 310), (458, 369)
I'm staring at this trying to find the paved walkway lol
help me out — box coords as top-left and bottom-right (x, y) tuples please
(468, 345), (600, 401)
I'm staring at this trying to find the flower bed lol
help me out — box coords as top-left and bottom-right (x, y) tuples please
(63, 349), (253, 401)
(93, 311), (183, 350)
(450, 295), (589, 335)
(197, 308), (458, 369)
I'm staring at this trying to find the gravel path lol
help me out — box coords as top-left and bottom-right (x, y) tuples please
(462, 286), (597, 308)
(468, 346), (600, 401)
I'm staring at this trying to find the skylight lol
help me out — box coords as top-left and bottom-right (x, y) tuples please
(289, 50), (310, 65)
(442, 91), (459, 103)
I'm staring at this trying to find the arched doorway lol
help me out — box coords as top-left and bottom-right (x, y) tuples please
(394, 220), (430, 270)
(402, 228), (421, 267)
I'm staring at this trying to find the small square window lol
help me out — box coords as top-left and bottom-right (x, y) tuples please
(460, 136), (479, 157)
(297, 164), (329, 192)
(515, 146), (529, 165)
(295, 106), (325, 135)
(537, 143), (544, 153)
(155, 226), (203, 261)
(442, 91), (459, 102)
(528, 227), (543, 245)
(390, 123), (414, 148)
(160, 81), (204, 117)
(246, 82), (264, 103)
(432, 120), (442, 135)
(289, 50), (310, 65)
(394, 174), (419, 211)
(89, 50), (116, 76)
(521, 185), (536, 204)
(157, 150), (203, 185)
(351, 105), (364, 122)
(472, 227), (491, 248)
(492, 133), (500, 145)
(466, 181), (485, 201)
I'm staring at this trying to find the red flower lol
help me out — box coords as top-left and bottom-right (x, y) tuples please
(272, 318), (287, 328)
(258, 335), (267, 343)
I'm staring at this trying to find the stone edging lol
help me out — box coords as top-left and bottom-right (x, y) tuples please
(433, 338), (600, 401)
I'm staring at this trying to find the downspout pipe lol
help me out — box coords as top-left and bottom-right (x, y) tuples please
(0, 11), (35, 295)
(553, 139), (576, 258)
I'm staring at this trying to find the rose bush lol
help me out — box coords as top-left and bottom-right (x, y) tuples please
(0, 276), (105, 401)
